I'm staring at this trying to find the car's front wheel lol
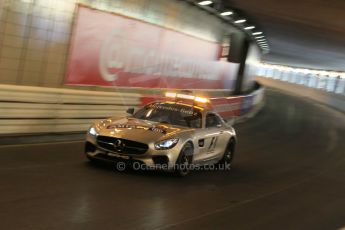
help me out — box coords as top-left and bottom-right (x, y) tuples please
(174, 142), (193, 177)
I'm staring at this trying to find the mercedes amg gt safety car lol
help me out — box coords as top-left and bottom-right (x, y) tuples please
(85, 92), (237, 176)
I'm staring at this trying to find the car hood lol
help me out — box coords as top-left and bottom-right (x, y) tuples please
(97, 117), (193, 143)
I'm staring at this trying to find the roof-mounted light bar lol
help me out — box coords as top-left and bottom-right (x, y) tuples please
(165, 92), (210, 103)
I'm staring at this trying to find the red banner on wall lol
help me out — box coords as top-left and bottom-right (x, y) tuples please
(65, 5), (239, 89)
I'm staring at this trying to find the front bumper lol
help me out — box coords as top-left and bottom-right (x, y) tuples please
(85, 135), (180, 168)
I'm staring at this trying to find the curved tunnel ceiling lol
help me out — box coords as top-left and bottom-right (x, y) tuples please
(224, 0), (345, 71)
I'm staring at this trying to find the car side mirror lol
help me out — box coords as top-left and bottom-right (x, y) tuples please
(126, 107), (135, 115)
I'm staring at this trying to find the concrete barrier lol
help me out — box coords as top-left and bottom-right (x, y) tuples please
(0, 84), (265, 135)
(0, 84), (140, 134)
(257, 77), (345, 113)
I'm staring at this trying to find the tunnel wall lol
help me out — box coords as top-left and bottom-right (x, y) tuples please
(257, 77), (345, 113)
(0, 0), (238, 89)
(65, 5), (239, 90)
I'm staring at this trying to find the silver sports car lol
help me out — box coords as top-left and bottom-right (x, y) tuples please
(85, 92), (237, 176)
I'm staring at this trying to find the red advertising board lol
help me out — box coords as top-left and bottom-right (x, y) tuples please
(65, 5), (239, 89)
(210, 97), (244, 118)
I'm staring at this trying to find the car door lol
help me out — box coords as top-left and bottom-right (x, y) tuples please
(193, 113), (226, 164)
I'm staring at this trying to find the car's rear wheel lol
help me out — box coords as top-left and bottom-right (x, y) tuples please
(174, 142), (193, 177)
(218, 139), (235, 169)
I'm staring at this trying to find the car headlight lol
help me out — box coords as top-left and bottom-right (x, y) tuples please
(88, 127), (98, 136)
(154, 138), (179, 150)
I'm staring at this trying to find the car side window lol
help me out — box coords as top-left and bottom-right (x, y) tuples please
(206, 113), (222, 128)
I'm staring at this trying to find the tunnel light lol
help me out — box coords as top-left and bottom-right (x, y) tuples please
(198, 1), (213, 6)
(315, 70), (327, 76)
(294, 68), (302, 73)
(220, 11), (233, 16)
(255, 36), (265, 39)
(253, 32), (263, 35)
(244, 26), (255, 30)
(235, 19), (246, 24)
(280, 67), (292, 72)
(310, 70), (319, 75)
(257, 39), (266, 42)
(259, 63), (345, 79)
(302, 69), (312, 74)
(328, 72), (339, 77)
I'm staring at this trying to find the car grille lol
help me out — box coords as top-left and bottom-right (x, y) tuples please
(96, 136), (149, 155)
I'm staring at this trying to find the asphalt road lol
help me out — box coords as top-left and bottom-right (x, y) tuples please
(1, 89), (345, 230)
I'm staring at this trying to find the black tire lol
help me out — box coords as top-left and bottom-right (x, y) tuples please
(218, 139), (235, 169)
(174, 142), (193, 177)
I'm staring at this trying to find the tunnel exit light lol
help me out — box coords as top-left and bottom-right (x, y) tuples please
(198, 1), (213, 6)
(258, 63), (345, 79)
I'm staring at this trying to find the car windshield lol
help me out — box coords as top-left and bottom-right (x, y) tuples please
(133, 102), (202, 128)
